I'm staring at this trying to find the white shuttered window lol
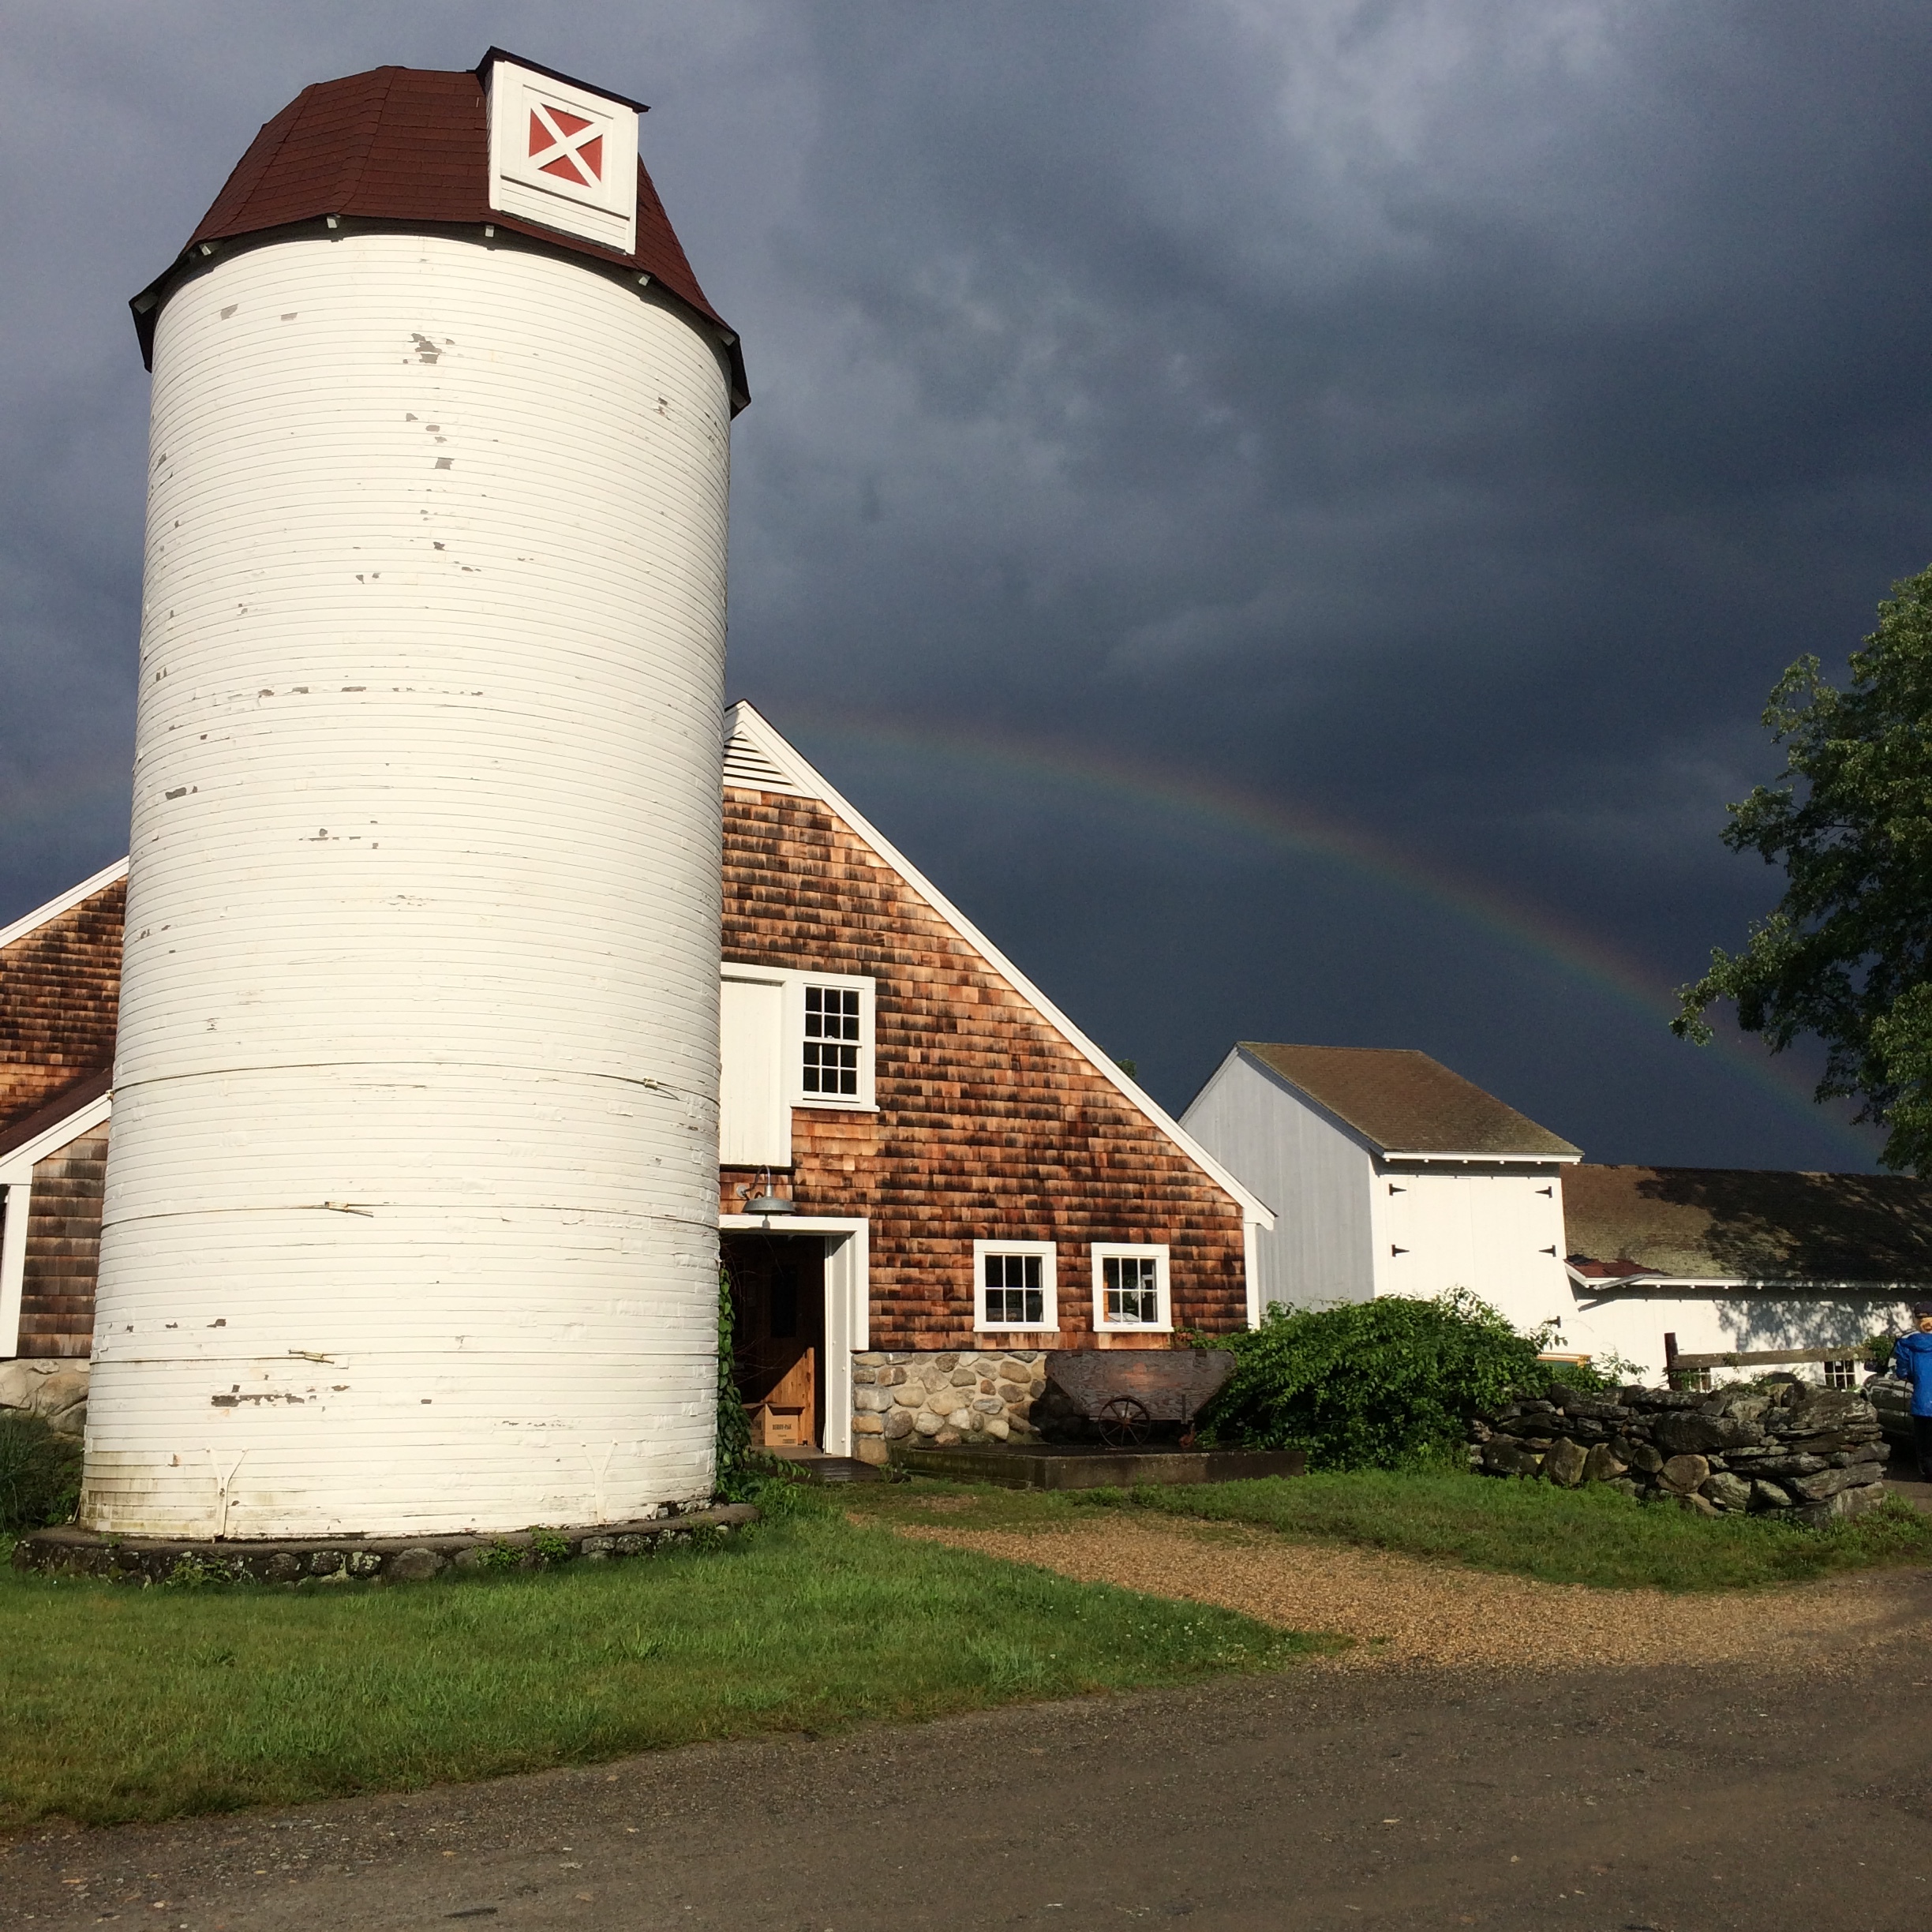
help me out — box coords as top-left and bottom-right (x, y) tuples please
(719, 964), (878, 1166)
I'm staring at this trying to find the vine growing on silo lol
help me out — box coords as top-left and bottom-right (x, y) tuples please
(715, 1264), (754, 1500)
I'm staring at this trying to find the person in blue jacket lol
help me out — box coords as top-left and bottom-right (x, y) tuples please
(1893, 1301), (1932, 1477)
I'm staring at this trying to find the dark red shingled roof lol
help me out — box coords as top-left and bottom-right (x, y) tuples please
(133, 54), (744, 409)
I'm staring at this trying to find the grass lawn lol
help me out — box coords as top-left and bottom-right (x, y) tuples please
(0, 1489), (1323, 1833)
(848, 1466), (1932, 1593)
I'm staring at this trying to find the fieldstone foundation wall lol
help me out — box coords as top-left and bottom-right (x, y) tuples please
(852, 1350), (1047, 1463)
(13, 1503), (758, 1586)
(0, 1357), (88, 1438)
(1470, 1381), (1889, 1526)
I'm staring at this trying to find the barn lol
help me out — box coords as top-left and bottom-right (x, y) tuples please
(1182, 1039), (1930, 1380)
(0, 704), (1271, 1471)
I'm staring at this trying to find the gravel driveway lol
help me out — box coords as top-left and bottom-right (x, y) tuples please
(900, 1514), (1932, 1671)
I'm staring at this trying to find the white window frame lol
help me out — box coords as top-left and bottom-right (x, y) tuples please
(972, 1239), (1058, 1334)
(1091, 1242), (1172, 1334)
(720, 962), (880, 1118)
(790, 972), (875, 1111)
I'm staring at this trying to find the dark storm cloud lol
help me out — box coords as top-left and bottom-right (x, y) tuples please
(4, 2), (1927, 1166)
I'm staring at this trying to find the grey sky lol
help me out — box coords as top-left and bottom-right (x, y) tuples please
(6, 2), (1930, 1168)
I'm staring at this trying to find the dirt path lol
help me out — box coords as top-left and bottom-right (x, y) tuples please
(901, 1514), (1932, 1671)
(6, 1653), (1930, 1932)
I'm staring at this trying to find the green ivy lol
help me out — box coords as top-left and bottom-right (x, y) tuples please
(715, 1264), (755, 1500)
(1193, 1290), (1614, 1472)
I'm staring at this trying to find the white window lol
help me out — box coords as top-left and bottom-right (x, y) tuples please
(789, 973), (874, 1111)
(803, 983), (863, 1099)
(1091, 1243), (1170, 1332)
(973, 1240), (1058, 1331)
(718, 965), (876, 1166)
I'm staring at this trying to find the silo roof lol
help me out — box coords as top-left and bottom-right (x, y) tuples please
(130, 51), (746, 410)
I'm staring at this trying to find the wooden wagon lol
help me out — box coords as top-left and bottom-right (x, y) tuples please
(1043, 1349), (1237, 1447)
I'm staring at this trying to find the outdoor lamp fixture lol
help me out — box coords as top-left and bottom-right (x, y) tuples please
(739, 1170), (796, 1219)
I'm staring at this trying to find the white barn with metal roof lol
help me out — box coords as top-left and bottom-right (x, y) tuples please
(1181, 1043), (1582, 1339)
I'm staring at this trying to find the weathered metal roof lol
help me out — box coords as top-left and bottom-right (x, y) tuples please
(130, 54), (746, 409)
(1563, 1163), (1932, 1284)
(1237, 1043), (1581, 1159)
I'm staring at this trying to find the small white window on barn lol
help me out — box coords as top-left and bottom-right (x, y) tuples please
(719, 964), (877, 1165)
(1092, 1243), (1171, 1332)
(792, 973), (874, 1111)
(803, 983), (862, 1097)
(974, 1240), (1057, 1331)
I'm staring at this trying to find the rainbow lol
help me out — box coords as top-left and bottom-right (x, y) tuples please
(775, 704), (1880, 1164)
(8, 710), (1878, 1162)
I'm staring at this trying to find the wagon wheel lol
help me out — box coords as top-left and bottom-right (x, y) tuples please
(1096, 1395), (1152, 1448)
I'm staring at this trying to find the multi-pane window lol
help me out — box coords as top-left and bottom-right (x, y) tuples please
(984, 1252), (1044, 1326)
(973, 1241), (1057, 1331)
(803, 983), (861, 1097)
(1103, 1255), (1160, 1324)
(1825, 1359), (1859, 1391)
(1092, 1244), (1170, 1330)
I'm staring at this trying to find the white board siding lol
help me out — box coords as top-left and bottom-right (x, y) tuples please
(90, 230), (732, 1538)
(1181, 1052), (1375, 1309)
(1373, 1166), (1571, 1333)
(1552, 1288), (1911, 1385)
(719, 975), (790, 1166)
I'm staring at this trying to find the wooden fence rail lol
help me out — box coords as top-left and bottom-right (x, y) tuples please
(1663, 1331), (1868, 1375)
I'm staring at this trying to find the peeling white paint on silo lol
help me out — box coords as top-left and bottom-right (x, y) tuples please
(86, 76), (735, 1537)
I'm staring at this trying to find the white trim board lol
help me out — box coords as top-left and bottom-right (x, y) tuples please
(721, 703), (1275, 1233)
(0, 857), (127, 954)
(0, 1089), (112, 1186)
(0, 1088), (112, 1359)
(720, 1212), (871, 1456)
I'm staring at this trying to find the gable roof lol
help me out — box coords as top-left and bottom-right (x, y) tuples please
(722, 702), (1275, 1226)
(129, 53), (747, 410)
(1564, 1163), (1932, 1286)
(1234, 1042), (1581, 1161)
(0, 860), (127, 1135)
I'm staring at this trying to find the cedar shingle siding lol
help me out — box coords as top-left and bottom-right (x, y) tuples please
(0, 880), (123, 1125)
(721, 788), (1249, 1349)
(17, 1125), (109, 1358)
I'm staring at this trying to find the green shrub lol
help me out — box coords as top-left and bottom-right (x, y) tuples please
(0, 1412), (84, 1533)
(1195, 1290), (1607, 1472)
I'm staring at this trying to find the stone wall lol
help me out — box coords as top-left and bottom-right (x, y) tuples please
(851, 1349), (1047, 1462)
(1470, 1380), (1889, 1526)
(0, 1357), (88, 1436)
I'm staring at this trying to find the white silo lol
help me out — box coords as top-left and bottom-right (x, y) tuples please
(84, 53), (745, 1538)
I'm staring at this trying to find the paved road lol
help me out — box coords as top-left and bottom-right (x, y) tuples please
(5, 1635), (1930, 1932)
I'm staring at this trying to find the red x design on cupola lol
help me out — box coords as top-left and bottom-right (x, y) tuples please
(528, 103), (604, 187)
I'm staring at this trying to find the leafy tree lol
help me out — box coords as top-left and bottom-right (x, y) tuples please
(1193, 1290), (1602, 1470)
(1674, 564), (1932, 1172)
